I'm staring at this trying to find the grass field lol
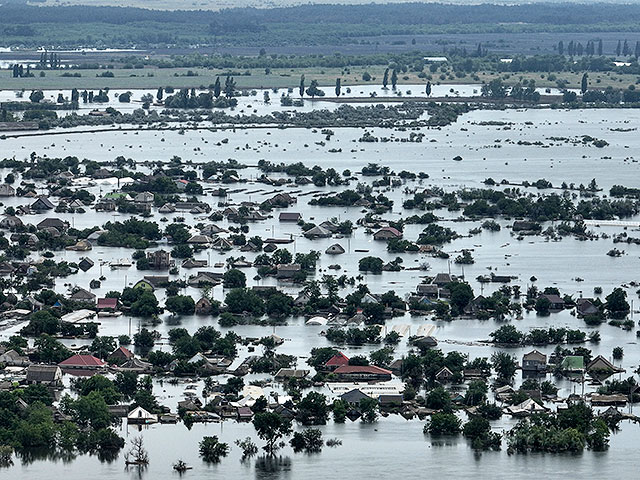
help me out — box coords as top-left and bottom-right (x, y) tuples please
(1, 64), (638, 92)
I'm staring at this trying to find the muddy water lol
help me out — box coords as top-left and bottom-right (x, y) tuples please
(1, 105), (640, 478)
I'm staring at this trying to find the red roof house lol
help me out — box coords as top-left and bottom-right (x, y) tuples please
(109, 346), (134, 363)
(59, 354), (106, 369)
(97, 297), (118, 310)
(325, 352), (350, 370)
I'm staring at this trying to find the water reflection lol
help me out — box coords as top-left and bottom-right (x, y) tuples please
(17, 447), (62, 465)
(96, 448), (120, 464)
(255, 455), (292, 479)
(125, 463), (147, 480)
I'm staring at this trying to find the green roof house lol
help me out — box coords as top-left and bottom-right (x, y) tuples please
(560, 356), (584, 372)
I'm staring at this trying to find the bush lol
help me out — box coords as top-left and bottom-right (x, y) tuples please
(424, 413), (461, 435)
(199, 436), (229, 463)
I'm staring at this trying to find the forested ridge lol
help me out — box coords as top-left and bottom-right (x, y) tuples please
(2, 3), (640, 27)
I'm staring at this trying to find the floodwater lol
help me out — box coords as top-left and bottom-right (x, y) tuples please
(1, 97), (640, 478)
(0, 82), (570, 117)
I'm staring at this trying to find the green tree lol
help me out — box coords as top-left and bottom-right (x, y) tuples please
(90, 336), (116, 360)
(370, 347), (394, 368)
(305, 79), (324, 98)
(605, 287), (630, 318)
(425, 412), (461, 435)
(29, 90), (44, 103)
(296, 392), (329, 425)
(581, 73), (588, 94)
(359, 397), (378, 423)
(362, 302), (385, 324)
(425, 386), (453, 412)
(481, 78), (507, 98)
(34, 334), (71, 363)
(332, 399), (347, 423)
(73, 391), (112, 429)
(130, 292), (160, 317)
(253, 412), (292, 455)
(299, 74), (305, 97)
(133, 328), (156, 353)
(290, 428), (323, 453)
(535, 296), (551, 315)
(224, 288), (264, 316)
(448, 282), (474, 314)
(223, 268), (246, 288)
(489, 325), (523, 344)
(165, 295), (195, 315)
(464, 380), (488, 406)
(358, 256), (383, 273)
(491, 352), (517, 383)
(199, 436), (229, 463)
(77, 375), (121, 404)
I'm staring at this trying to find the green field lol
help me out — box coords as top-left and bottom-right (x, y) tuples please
(2, 65), (637, 92)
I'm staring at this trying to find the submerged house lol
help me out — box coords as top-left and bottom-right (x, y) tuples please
(325, 243), (346, 255)
(0, 349), (30, 366)
(279, 212), (301, 222)
(539, 294), (565, 310)
(435, 366), (454, 383)
(576, 298), (599, 317)
(78, 257), (95, 272)
(522, 350), (547, 373)
(69, 287), (97, 304)
(127, 406), (158, 424)
(59, 354), (106, 371)
(195, 297), (214, 314)
(187, 272), (222, 287)
(274, 368), (310, 380)
(30, 196), (55, 211)
(26, 365), (62, 386)
(507, 398), (548, 417)
(560, 355), (585, 373)
(37, 218), (69, 231)
(332, 365), (392, 382)
(304, 225), (332, 239)
(324, 352), (350, 371)
(341, 389), (370, 405)
(276, 264), (301, 279)
(0, 184), (15, 197)
(109, 346), (134, 363)
(587, 355), (625, 374)
(373, 227), (402, 240)
(146, 250), (173, 270)
(0, 216), (23, 229)
(97, 297), (118, 311)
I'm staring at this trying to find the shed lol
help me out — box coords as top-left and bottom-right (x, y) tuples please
(128, 406), (158, 424)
